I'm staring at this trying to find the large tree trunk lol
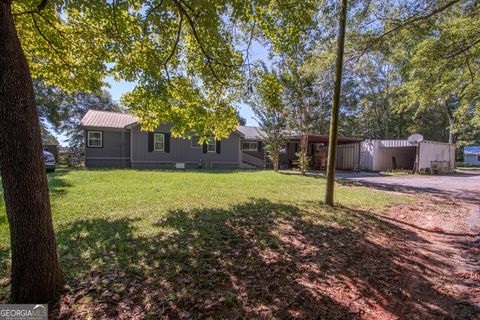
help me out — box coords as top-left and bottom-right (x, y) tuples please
(0, 0), (62, 303)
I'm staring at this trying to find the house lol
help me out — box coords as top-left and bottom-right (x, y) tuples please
(80, 110), (266, 169)
(360, 139), (456, 173)
(80, 110), (368, 170)
(464, 146), (480, 166)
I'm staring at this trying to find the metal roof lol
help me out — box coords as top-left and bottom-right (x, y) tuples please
(378, 140), (413, 148)
(236, 126), (264, 140)
(289, 135), (362, 144)
(464, 146), (480, 155)
(80, 110), (138, 128)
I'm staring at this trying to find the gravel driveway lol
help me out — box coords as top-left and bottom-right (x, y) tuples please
(339, 170), (480, 203)
(339, 170), (480, 228)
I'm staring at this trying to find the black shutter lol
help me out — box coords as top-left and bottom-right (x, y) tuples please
(165, 133), (171, 153)
(216, 140), (221, 154)
(148, 132), (154, 152)
(258, 141), (262, 152)
(203, 142), (207, 153)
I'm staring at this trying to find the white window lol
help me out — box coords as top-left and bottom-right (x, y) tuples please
(154, 133), (165, 151)
(191, 136), (201, 148)
(87, 131), (102, 148)
(207, 140), (216, 153)
(242, 141), (258, 151)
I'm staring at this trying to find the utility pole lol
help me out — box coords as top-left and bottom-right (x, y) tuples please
(325, 0), (348, 206)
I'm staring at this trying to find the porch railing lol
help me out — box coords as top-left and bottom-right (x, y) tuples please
(242, 152), (265, 168)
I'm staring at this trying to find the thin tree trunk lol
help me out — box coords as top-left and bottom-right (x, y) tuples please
(325, 0), (348, 206)
(446, 111), (457, 145)
(300, 134), (308, 175)
(440, 99), (457, 144)
(0, 0), (62, 303)
(273, 150), (279, 172)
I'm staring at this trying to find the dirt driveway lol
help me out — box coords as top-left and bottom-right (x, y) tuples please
(338, 170), (480, 319)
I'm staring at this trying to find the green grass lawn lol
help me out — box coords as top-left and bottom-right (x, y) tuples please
(0, 169), (411, 317)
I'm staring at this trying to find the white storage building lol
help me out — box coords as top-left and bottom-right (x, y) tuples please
(360, 139), (455, 173)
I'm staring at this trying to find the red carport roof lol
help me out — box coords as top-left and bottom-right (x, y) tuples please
(288, 135), (362, 144)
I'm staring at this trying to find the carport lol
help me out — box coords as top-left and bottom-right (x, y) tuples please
(285, 135), (363, 170)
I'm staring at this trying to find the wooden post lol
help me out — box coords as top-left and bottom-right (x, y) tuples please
(325, 0), (348, 206)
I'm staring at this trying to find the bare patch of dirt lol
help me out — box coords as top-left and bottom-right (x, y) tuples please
(380, 196), (480, 319)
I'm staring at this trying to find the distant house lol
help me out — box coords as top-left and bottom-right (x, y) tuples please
(464, 146), (480, 166)
(80, 110), (266, 169)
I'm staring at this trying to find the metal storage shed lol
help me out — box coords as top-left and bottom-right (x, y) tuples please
(360, 139), (455, 173)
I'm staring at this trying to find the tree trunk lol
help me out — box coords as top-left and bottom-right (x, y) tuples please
(273, 152), (279, 172)
(325, 0), (348, 206)
(441, 99), (457, 144)
(300, 134), (308, 175)
(0, 0), (63, 303)
(446, 113), (457, 145)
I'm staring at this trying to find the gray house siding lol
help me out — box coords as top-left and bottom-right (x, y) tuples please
(85, 128), (131, 168)
(130, 124), (242, 169)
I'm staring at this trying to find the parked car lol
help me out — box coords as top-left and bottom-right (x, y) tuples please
(44, 150), (56, 172)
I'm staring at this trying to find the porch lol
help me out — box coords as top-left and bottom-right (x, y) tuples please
(285, 135), (363, 171)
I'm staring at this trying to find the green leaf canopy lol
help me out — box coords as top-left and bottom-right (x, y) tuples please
(13, 0), (320, 139)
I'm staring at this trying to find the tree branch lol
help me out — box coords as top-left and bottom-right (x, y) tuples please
(164, 12), (183, 66)
(442, 37), (480, 59)
(171, 0), (225, 84)
(112, 0), (119, 35)
(379, 0), (461, 39)
(144, 0), (165, 21)
(36, 12), (73, 45)
(350, 0), (462, 61)
(13, 0), (48, 16)
(31, 13), (74, 74)
(462, 51), (476, 83)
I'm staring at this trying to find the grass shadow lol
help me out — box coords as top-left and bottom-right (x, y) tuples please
(48, 171), (74, 197)
(50, 198), (479, 319)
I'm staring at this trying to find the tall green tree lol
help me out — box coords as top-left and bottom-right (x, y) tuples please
(1, 0), (319, 302)
(282, 59), (320, 175)
(397, 9), (480, 144)
(35, 80), (119, 150)
(250, 69), (287, 172)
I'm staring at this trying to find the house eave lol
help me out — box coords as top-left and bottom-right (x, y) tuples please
(81, 125), (130, 132)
